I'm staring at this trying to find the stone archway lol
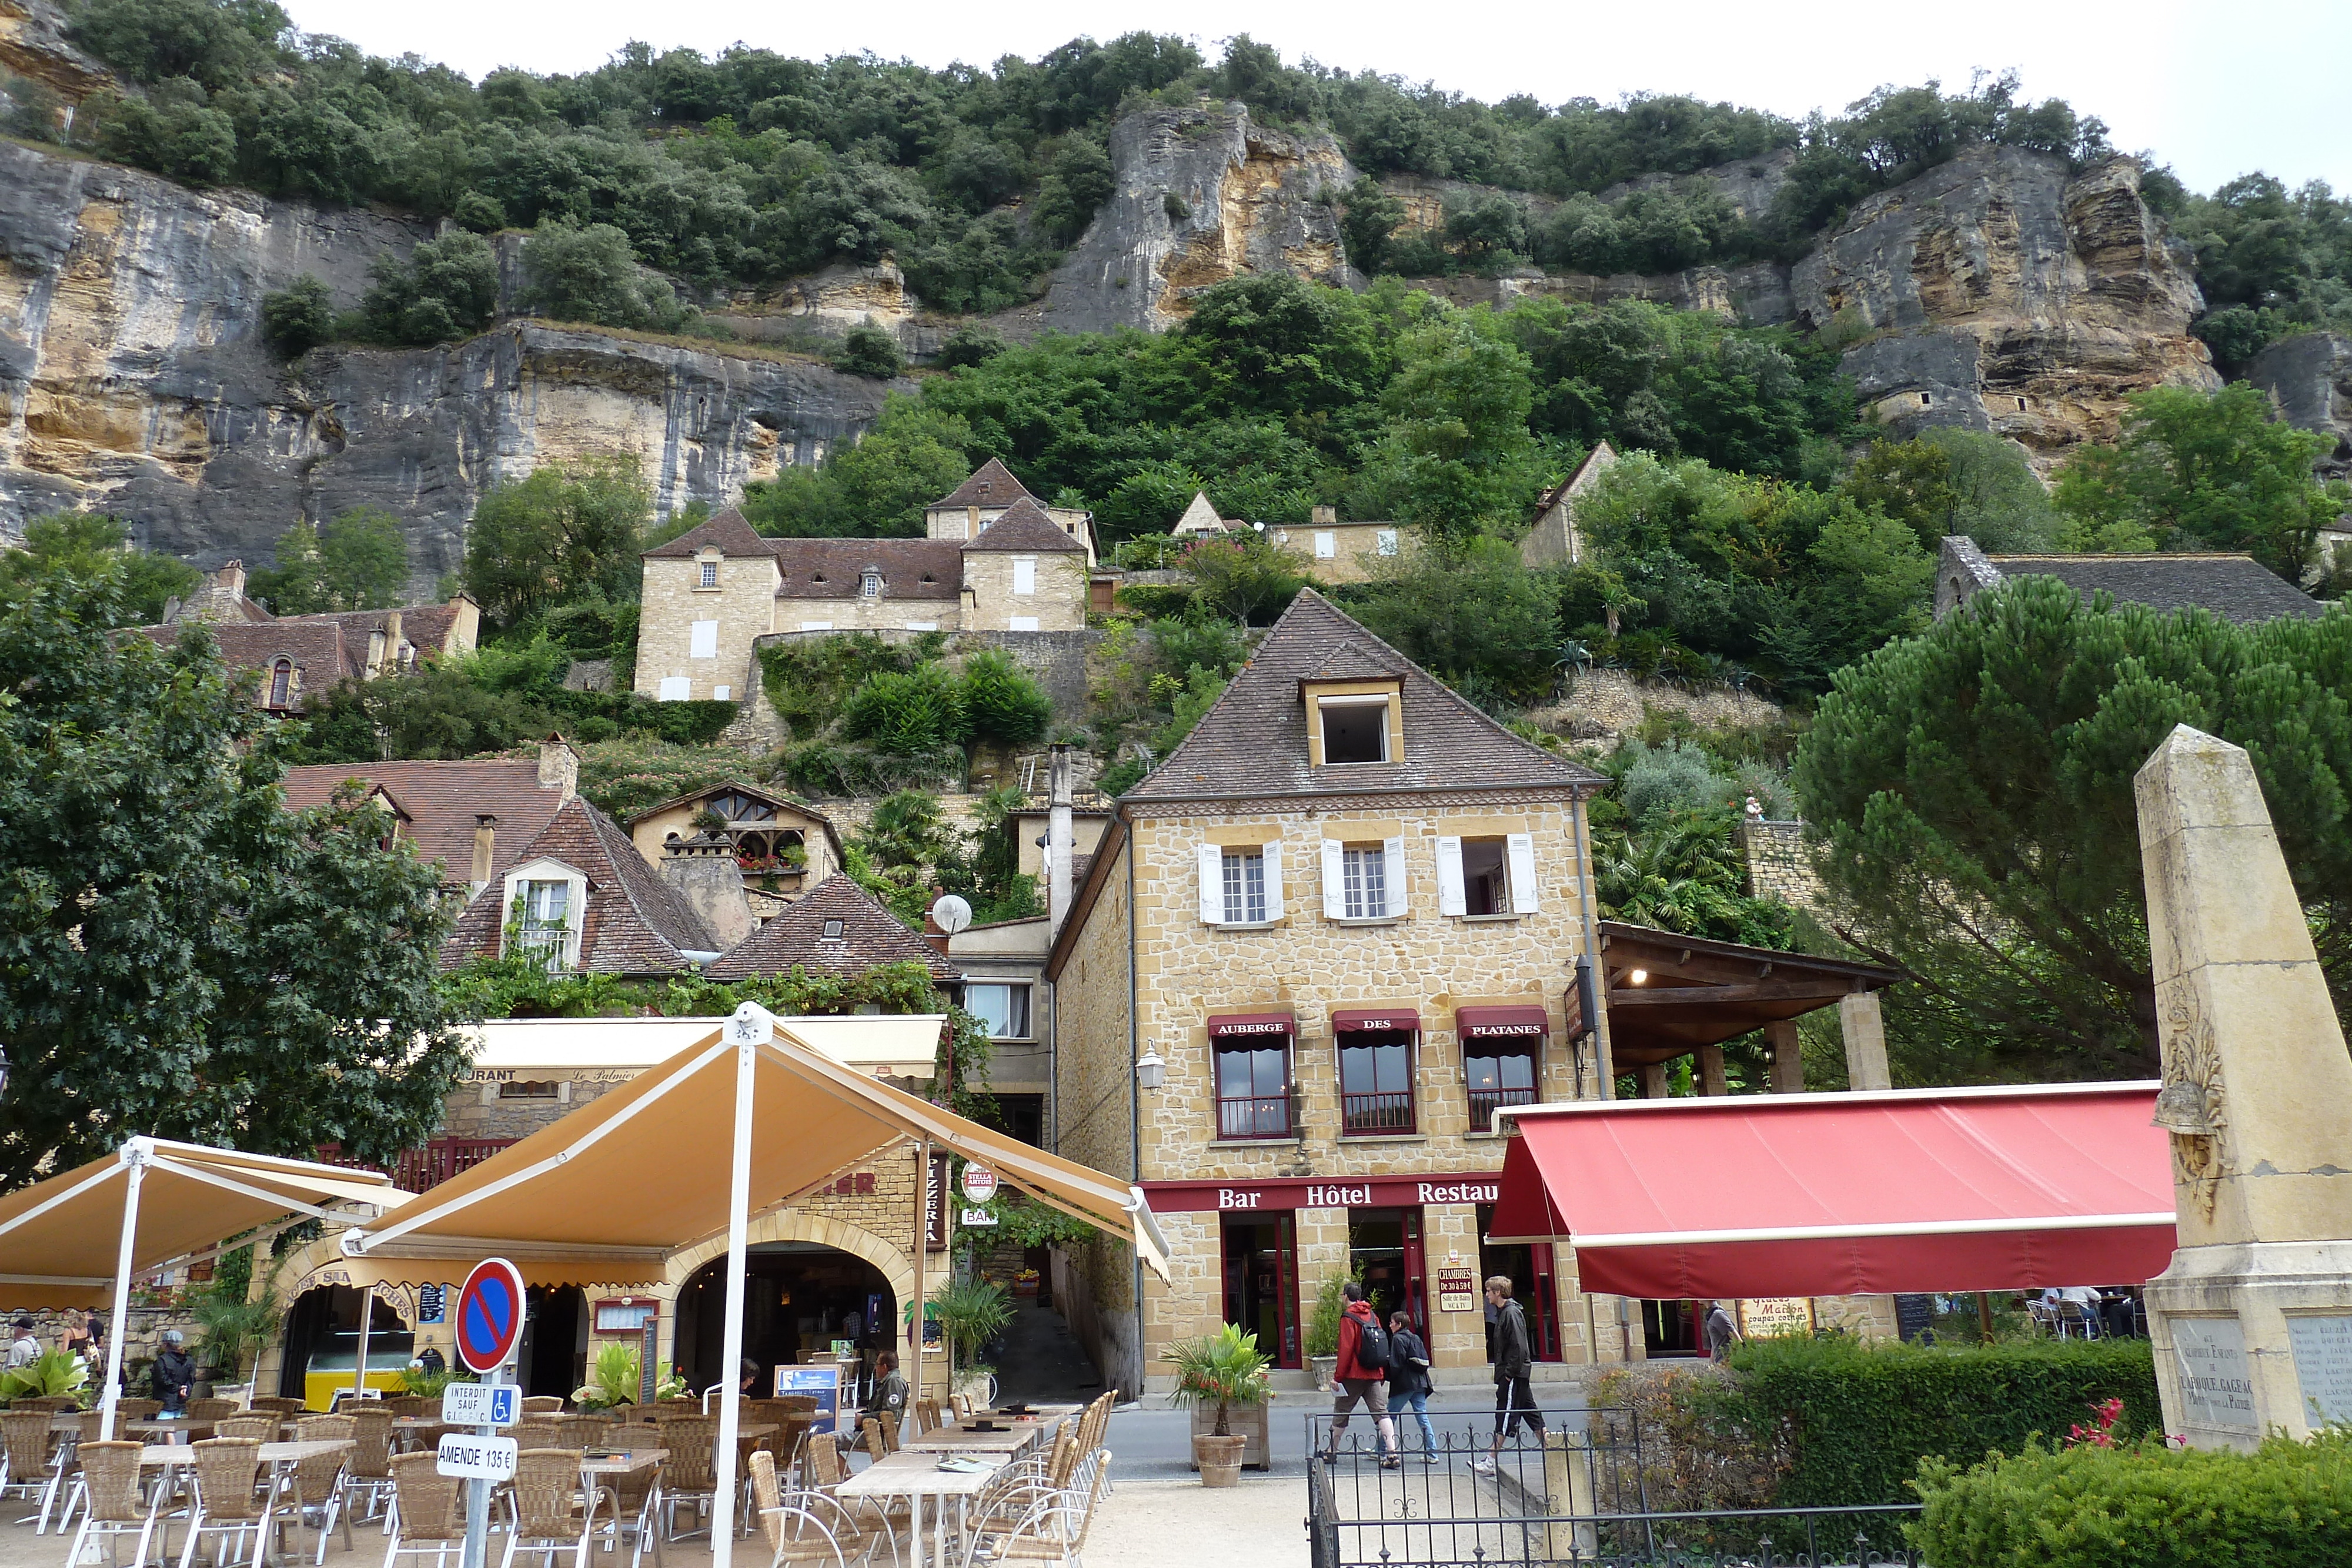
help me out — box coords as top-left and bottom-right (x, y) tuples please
(666, 1211), (918, 1394)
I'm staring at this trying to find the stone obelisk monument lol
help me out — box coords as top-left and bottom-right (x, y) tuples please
(2137, 724), (2352, 1449)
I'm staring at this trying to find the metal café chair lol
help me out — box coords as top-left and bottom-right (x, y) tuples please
(61, 1440), (171, 1568)
(175, 1438), (278, 1568)
(594, 1422), (667, 1568)
(269, 1436), (355, 1566)
(0, 1407), (52, 1510)
(654, 1416), (717, 1541)
(343, 1405), (397, 1525)
(747, 1448), (874, 1567)
(501, 1449), (609, 1568)
(382, 1452), (466, 1568)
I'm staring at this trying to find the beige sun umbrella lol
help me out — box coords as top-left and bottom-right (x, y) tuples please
(0, 1139), (408, 1436)
(340, 1002), (1165, 1568)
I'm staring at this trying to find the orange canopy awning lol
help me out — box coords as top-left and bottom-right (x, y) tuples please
(1489, 1083), (2177, 1299)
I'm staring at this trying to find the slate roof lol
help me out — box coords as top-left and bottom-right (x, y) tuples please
(1982, 551), (2327, 624)
(774, 539), (964, 601)
(964, 496), (1088, 554)
(1123, 589), (1604, 803)
(442, 796), (720, 974)
(930, 458), (1034, 511)
(641, 507), (771, 560)
(704, 874), (958, 983)
(145, 620), (353, 691)
(282, 755), (571, 890)
(298, 603), (468, 655)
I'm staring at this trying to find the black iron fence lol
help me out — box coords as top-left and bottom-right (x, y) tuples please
(1306, 1407), (1922, 1568)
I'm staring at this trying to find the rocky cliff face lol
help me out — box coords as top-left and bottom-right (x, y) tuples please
(1793, 147), (2219, 457)
(2246, 332), (2352, 480)
(1027, 105), (1359, 333)
(0, 141), (900, 587)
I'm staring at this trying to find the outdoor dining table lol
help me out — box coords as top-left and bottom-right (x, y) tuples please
(121, 1419), (217, 1442)
(898, 1421), (1048, 1459)
(577, 1447), (667, 1478)
(831, 1449), (1007, 1568)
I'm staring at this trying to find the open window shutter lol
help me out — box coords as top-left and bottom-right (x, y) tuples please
(1321, 840), (1345, 920)
(1507, 832), (1541, 914)
(1262, 840), (1285, 921)
(1383, 836), (1408, 917)
(1198, 844), (1223, 925)
(1436, 836), (1466, 916)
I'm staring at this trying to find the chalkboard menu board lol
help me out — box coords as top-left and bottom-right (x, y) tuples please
(1894, 1294), (1938, 1342)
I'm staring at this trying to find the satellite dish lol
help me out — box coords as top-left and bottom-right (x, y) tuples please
(931, 894), (973, 935)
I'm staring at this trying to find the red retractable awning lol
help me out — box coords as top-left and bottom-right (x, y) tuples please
(1205, 1011), (1295, 1039)
(1458, 1005), (1549, 1039)
(1490, 1082), (2177, 1299)
(1331, 1007), (1419, 1033)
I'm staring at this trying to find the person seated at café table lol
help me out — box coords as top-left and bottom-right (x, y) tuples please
(862, 1350), (908, 1429)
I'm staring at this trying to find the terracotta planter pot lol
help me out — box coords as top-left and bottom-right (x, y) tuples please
(1193, 1433), (1247, 1487)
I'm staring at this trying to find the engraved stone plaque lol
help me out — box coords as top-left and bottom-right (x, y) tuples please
(2286, 1313), (2352, 1425)
(2173, 1315), (2259, 1432)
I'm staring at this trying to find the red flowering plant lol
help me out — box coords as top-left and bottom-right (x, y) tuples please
(2064, 1396), (2125, 1449)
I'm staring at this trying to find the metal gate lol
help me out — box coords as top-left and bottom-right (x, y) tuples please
(1305, 1407), (1922, 1568)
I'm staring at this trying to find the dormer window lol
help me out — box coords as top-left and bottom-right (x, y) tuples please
(268, 658), (292, 708)
(500, 857), (588, 972)
(1319, 696), (1389, 764)
(861, 571), (883, 598)
(699, 559), (719, 587)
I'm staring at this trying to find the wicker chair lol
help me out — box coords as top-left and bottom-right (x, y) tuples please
(113, 1400), (163, 1424)
(44, 1408), (112, 1534)
(553, 1415), (609, 1451)
(500, 1449), (608, 1568)
(383, 1398), (430, 1419)
(182, 1400), (239, 1425)
(971, 1450), (1110, 1567)
(592, 1425), (665, 1568)
(519, 1398), (564, 1416)
(268, 1436), (353, 1566)
(245, 1398), (304, 1417)
(912, 1399), (941, 1437)
(654, 1415), (717, 1541)
(747, 1448), (876, 1567)
(804, 1432), (907, 1542)
(176, 1438), (278, 1568)
(383, 1452), (466, 1568)
(343, 1406), (397, 1525)
(0, 1407), (54, 1505)
(15, 1395), (78, 1412)
(969, 1423), (1080, 1540)
(857, 1420), (890, 1466)
(61, 1440), (169, 1568)
(513, 1419), (561, 1451)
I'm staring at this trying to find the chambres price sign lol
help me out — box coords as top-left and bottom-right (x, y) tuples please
(1736, 1297), (1816, 1339)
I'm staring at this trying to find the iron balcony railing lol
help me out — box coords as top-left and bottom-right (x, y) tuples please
(1216, 1092), (1292, 1139)
(1340, 1090), (1416, 1135)
(318, 1136), (516, 1194)
(1467, 1084), (1538, 1129)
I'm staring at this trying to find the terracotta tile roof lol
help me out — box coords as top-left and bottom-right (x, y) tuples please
(641, 507), (773, 560)
(705, 874), (958, 983)
(298, 604), (466, 656)
(442, 797), (720, 974)
(146, 620), (353, 691)
(1982, 551), (2327, 624)
(774, 539), (964, 601)
(964, 497), (1088, 554)
(1122, 589), (1603, 803)
(930, 459), (1034, 511)
(282, 756), (569, 889)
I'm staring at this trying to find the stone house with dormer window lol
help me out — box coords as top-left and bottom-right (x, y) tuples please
(1045, 589), (1629, 1396)
(634, 463), (1092, 704)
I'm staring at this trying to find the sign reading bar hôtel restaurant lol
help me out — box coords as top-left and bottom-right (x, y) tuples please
(1142, 1174), (1505, 1212)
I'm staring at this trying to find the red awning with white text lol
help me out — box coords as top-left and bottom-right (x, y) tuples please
(1488, 1082), (2176, 1299)
(1331, 1008), (1419, 1034)
(1205, 1012), (1295, 1039)
(1458, 1005), (1549, 1039)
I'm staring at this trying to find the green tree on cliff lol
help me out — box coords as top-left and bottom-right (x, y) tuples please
(0, 512), (197, 627)
(0, 558), (470, 1189)
(1793, 575), (2352, 1083)
(462, 459), (651, 628)
(248, 507), (410, 613)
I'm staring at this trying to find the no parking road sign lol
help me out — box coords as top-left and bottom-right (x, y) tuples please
(455, 1258), (527, 1375)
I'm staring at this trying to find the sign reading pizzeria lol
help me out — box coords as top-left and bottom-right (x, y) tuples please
(1142, 1174), (1506, 1213)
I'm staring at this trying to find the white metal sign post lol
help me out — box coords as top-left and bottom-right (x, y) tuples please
(447, 1258), (528, 1568)
(447, 1360), (516, 1568)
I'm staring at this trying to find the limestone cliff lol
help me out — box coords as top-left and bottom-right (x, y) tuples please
(1027, 105), (1359, 333)
(1793, 147), (2219, 457)
(2246, 332), (2352, 480)
(0, 140), (901, 588)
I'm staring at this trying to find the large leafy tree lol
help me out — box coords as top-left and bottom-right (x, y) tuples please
(0, 513), (197, 628)
(1794, 576), (2352, 1081)
(462, 459), (650, 628)
(2053, 383), (2346, 578)
(0, 563), (470, 1189)
(247, 507), (411, 613)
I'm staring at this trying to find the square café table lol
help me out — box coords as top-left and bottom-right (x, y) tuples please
(898, 1422), (1047, 1459)
(831, 1449), (1006, 1568)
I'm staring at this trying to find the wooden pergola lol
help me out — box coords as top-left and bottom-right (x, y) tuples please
(1574, 921), (1903, 1096)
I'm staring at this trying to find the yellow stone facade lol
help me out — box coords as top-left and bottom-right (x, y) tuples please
(636, 547), (779, 702)
(958, 550), (1088, 634)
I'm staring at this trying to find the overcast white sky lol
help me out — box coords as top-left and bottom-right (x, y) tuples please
(272, 0), (2348, 195)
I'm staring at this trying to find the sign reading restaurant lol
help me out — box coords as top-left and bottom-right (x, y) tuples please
(1142, 1174), (1505, 1212)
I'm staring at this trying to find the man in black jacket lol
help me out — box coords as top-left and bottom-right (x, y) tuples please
(1471, 1276), (1544, 1474)
(1386, 1310), (1437, 1461)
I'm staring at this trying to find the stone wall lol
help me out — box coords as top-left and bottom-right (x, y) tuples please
(1740, 820), (1827, 912)
(1050, 831), (1140, 1392)
(957, 551), (1087, 634)
(634, 551), (777, 701)
(1526, 670), (1786, 747)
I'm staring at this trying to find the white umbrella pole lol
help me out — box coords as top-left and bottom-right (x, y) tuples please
(99, 1148), (145, 1441)
(913, 1138), (928, 1417)
(350, 1290), (370, 1410)
(710, 1035), (755, 1568)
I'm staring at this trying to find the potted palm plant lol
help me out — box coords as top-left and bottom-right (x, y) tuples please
(1165, 1325), (1271, 1486)
(931, 1278), (1013, 1405)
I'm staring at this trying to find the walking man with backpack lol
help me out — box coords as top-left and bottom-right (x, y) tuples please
(1471, 1275), (1545, 1474)
(1325, 1281), (1401, 1469)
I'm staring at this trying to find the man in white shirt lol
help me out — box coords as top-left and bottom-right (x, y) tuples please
(7, 1319), (39, 1367)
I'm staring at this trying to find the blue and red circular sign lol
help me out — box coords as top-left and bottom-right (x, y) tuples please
(455, 1258), (526, 1375)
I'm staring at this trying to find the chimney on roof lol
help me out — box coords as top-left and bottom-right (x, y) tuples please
(383, 610), (403, 670)
(662, 831), (754, 950)
(1047, 743), (1075, 937)
(537, 735), (579, 802)
(921, 901), (953, 958)
(215, 560), (246, 599)
(366, 626), (388, 678)
(162, 596), (183, 623)
(470, 815), (496, 895)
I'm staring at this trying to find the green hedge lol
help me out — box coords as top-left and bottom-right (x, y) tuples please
(1712, 1334), (2160, 1509)
(1913, 1433), (2352, 1566)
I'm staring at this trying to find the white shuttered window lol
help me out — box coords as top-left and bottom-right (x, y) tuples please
(1506, 832), (1541, 914)
(1435, 836), (1466, 916)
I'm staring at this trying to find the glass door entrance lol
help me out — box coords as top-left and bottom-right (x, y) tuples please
(1221, 1212), (1301, 1368)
